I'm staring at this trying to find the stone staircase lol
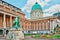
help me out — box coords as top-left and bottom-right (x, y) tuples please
(0, 35), (6, 40)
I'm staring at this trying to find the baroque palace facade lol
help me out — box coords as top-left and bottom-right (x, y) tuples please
(0, 0), (26, 35)
(23, 2), (59, 34)
(0, 0), (59, 35)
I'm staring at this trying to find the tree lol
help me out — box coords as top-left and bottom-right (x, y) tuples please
(56, 24), (60, 28)
(54, 24), (60, 34)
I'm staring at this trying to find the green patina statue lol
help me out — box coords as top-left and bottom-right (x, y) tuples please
(12, 16), (21, 29)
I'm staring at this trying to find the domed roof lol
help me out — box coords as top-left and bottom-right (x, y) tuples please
(32, 2), (42, 10)
(53, 12), (60, 16)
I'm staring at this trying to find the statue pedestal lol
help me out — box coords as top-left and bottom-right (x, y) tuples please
(7, 29), (24, 40)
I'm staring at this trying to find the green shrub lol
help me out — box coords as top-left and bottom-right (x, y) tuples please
(53, 34), (60, 38)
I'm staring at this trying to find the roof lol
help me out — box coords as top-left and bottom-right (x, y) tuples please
(32, 2), (42, 10)
(53, 12), (60, 16)
(0, 0), (25, 15)
(28, 16), (57, 21)
(1, 0), (21, 11)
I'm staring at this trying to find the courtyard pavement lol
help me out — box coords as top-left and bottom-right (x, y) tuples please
(24, 36), (60, 40)
(0, 36), (60, 40)
(24, 38), (60, 40)
(0, 36), (6, 40)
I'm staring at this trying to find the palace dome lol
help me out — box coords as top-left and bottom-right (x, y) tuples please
(53, 12), (60, 16)
(32, 2), (42, 10)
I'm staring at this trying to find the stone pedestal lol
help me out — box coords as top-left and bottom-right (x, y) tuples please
(7, 29), (24, 40)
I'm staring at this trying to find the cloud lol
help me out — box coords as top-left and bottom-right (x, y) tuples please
(43, 4), (60, 17)
(44, 4), (60, 14)
(21, 0), (52, 18)
(21, 0), (51, 13)
(44, 0), (51, 2)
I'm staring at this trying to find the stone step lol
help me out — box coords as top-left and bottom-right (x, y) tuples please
(0, 35), (6, 39)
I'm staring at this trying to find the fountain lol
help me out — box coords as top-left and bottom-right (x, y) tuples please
(7, 16), (24, 40)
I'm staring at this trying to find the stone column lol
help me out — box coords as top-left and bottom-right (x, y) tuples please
(46, 22), (47, 30)
(36, 23), (37, 30)
(3, 14), (6, 37)
(52, 21), (55, 32)
(33, 23), (34, 30)
(29, 22), (31, 30)
(32, 23), (33, 30)
(31, 22), (32, 30)
(39, 23), (41, 30)
(34, 23), (36, 30)
(30, 22), (32, 31)
(42, 23), (44, 30)
(49, 20), (51, 30)
(10, 16), (12, 27)
(27, 23), (28, 30)
(36, 23), (38, 30)
(37, 23), (39, 30)
(34, 23), (35, 30)
(41, 23), (42, 30)
(50, 20), (54, 33)
(3, 14), (6, 28)
(38, 23), (39, 30)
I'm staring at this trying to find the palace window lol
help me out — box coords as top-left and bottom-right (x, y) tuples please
(0, 5), (4, 9)
(12, 9), (16, 13)
(5, 7), (10, 12)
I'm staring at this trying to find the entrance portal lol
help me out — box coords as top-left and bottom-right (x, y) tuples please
(0, 29), (3, 35)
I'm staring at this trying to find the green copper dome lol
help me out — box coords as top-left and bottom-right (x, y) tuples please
(53, 12), (60, 16)
(32, 2), (42, 10)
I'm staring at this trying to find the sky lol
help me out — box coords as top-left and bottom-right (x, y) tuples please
(3, 0), (60, 19)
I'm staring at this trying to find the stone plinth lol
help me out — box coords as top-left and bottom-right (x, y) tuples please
(7, 29), (24, 40)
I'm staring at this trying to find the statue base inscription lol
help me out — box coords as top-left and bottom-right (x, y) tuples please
(7, 29), (24, 40)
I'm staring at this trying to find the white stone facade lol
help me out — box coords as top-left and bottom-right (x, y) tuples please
(30, 10), (43, 19)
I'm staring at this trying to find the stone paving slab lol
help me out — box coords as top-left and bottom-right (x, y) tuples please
(24, 38), (60, 40)
(0, 37), (6, 40)
(0, 36), (60, 40)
